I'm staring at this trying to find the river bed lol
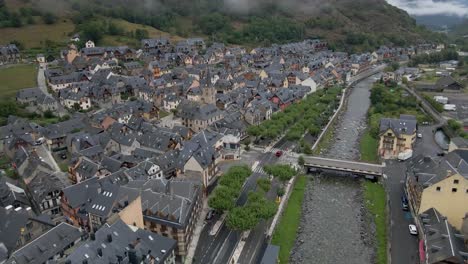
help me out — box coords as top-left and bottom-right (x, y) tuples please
(290, 75), (380, 264)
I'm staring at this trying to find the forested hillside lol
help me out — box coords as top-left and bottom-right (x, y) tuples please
(0, 0), (445, 52)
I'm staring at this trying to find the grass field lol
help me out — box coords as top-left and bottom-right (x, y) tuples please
(0, 64), (37, 99)
(0, 20), (75, 49)
(360, 130), (380, 163)
(271, 175), (307, 264)
(363, 181), (387, 264)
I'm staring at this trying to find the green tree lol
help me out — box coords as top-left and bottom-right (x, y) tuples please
(263, 164), (296, 182)
(81, 21), (104, 44)
(298, 155), (305, 166)
(226, 207), (258, 231)
(208, 186), (237, 212)
(0, 101), (18, 117)
(43, 109), (54, 118)
(256, 178), (271, 193)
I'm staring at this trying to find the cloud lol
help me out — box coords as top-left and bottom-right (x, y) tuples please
(386, 0), (468, 17)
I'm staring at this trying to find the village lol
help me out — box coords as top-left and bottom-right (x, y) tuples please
(0, 35), (467, 264)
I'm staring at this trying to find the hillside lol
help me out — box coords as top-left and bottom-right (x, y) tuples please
(0, 0), (444, 53)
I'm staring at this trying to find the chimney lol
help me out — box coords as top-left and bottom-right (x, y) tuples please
(97, 248), (103, 257)
(128, 244), (138, 264)
(107, 234), (112, 243)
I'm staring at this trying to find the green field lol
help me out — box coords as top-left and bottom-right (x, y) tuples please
(271, 175), (307, 264)
(363, 181), (388, 264)
(0, 20), (75, 49)
(360, 130), (380, 163)
(0, 64), (37, 99)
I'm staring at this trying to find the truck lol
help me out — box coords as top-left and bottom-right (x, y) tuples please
(443, 104), (457, 111)
(398, 149), (413, 161)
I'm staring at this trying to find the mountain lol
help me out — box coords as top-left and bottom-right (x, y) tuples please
(386, 0), (468, 30)
(0, 0), (444, 52)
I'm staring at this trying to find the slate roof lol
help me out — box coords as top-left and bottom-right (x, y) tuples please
(127, 179), (201, 229)
(66, 219), (176, 264)
(0, 206), (30, 253)
(177, 101), (222, 121)
(419, 208), (468, 264)
(7, 223), (81, 264)
(379, 115), (417, 137)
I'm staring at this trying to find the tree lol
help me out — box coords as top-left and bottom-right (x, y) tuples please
(298, 155), (305, 166)
(246, 192), (277, 219)
(226, 207), (257, 231)
(256, 178), (271, 192)
(10, 12), (22, 27)
(276, 187), (285, 197)
(263, 164), (296, 182)
(208, 186), (237, 212)
(42, 12), (57, 24)
(43, 109), (54, 118)
(72, 103), (80, 111)
(0, 101), (18, 117)
(81, 21), (104, 44)
(199, 13), (230, 35)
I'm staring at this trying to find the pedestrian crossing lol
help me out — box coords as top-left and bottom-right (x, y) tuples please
(253, 165), (266, 175)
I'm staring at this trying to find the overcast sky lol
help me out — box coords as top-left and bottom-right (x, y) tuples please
(386, 0), (468, 17)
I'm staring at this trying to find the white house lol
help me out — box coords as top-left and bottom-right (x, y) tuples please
(85, 40), (95, 48)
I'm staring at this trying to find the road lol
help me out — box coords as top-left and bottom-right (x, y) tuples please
(193, 140), (289, 264)
(37, 63), (68, 116)
(385, 123), (442, 264)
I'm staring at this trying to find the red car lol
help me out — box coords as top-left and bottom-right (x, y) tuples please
(275, 150), (283, 157)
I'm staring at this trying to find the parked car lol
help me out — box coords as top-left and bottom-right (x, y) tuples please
(401, 196), (409, 211)
(409, 224), (418, 235)
(33, 137), (45, 146)
(206, 209), (216, 221)
(417, 133), (423, 138)
(275, 150), (283, 157)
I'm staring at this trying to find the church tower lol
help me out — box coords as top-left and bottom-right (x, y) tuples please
(201, 69), (216, 105)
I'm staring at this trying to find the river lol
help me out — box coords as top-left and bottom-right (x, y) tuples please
(290, 75), (381, 264)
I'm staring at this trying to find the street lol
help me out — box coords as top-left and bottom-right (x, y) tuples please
(193, 140), (291, 264)
(385, 123), (442, 264)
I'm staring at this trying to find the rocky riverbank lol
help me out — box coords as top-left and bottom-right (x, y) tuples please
(289, 75), (380, 263)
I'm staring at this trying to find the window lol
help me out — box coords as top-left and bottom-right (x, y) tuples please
(452, 188), (457, 192)
(454, 179), (459, 184)
(436, 186), (441, 191)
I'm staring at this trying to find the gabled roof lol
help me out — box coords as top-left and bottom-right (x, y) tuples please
(66, 219), (176, 264)
(7, 223), (81, 264)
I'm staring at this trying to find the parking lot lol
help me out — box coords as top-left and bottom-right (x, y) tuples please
(424, 91), (468, 121)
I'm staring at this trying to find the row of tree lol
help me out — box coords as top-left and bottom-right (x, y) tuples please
(247, 86), (342, 142)
(408, 49), (459, 67)
(226, 164), (297, 231)
(208, 165), (252, 212)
